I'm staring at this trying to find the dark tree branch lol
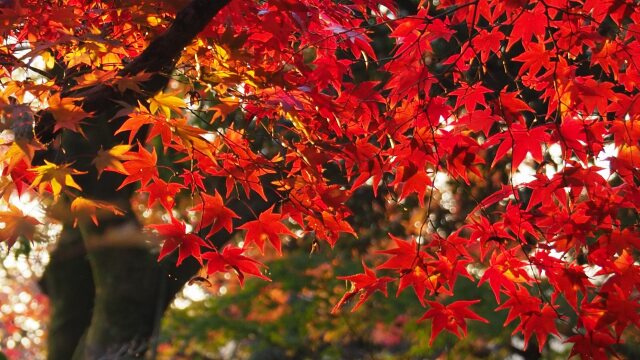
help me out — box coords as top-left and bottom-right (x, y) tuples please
(78, 0), (232, 113)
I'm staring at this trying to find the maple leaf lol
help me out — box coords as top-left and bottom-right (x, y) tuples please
(168, 118), (214, 158)
(47, 94), (91, 134)
(202, 245), (270, 286)
(110, 72), (152, 93)
(237, 206), (295, 254)
(92, 144), (131, 177)
(70, 197), (124, 227)
(571, 76), (615, 115)
(419, 300), (488, 345)
(377, 235), (422, 271)
(478, 251), (531, 304)
(0, 139), (36, 173)
(377, 236), (436, 305)
(211, 96), (240, 122)
(149, 217), (210, 265)
(494, 91), (533, 125)
(191, 191), (240, 237)
(457, 109), (499, 136)
(30, 160), (87, 199)
(497, 286), (541, 326)
(587, 281), (640, 338)
(390, 163), (432, 206)
(179, 169), (206, 192)
(513, 42), (551, 76)
(331, 261), (393, 314)
(513, 304), (561, 353)
(471, 28), (505, 63)
(141, 177), (185, 211)
(0, 204), (41, 248)
(496, 285), (564, 351)
(505, 6), (546, 50)
(567, 331), (616, 360)
(487, 123), (550, 169)
(532, 252), (591, 310)
(0, 158), (34, 198)
(114, 145), (159, 189)
(148, 91), (185, 118)
(114, 109), (157, 143)
(451, 83), (492, 113)
(439, 134), (485, 184)
(469, 184), (516, 216)
(305, 212), (357, 247)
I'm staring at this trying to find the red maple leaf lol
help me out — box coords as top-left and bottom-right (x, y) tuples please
(237, 206), (295, 254)
(419, 300), (488, 345)
(496, 286), (563, 352)
(331, 261), (393, 314)
(377, 235), (423, 271)
(141, 177), (185, 211)
(478, 250), (531, 304)
(377, 236), (438, 305)
(567, 331), (616, 360)
(191, 191), (240, 237)
(202, 245), (270, 286)
(390, 163), (432, 206)
(179, 169), (206, 192)
(149, 217), (210, 266)
(450, 83), (492, 112)
(513, 304), (561, 353)
(505, 5), (546, 50)
(513, 42), (551, 76)
(487, 123), (550, 169)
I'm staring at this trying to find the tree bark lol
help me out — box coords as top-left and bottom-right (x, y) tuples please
(41, 227), (94, 360)
(39, 0), (234, 358)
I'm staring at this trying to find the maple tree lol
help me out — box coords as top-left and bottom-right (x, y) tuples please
(0, 0), (639, 359)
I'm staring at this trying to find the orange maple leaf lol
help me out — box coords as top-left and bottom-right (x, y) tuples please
(0, 204), (41, 249)
(92, 144), (131, 178)
(70, 197), (125, 227)
(48, 94), (91, 134)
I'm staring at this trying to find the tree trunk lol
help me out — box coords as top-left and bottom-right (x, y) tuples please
(38, 0), (233, 358)
(79, 223), (199, 359)
(41, 227), (94, 360)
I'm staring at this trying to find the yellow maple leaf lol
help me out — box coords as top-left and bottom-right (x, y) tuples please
(63, 47), (94, 68)
(40, 51), (56, 69)
(149, 91), (185, 118)
(100, 53), (122, 72)
(30, 160), (87, 199)
(70, 196), (124, 227)
(92, 144), (132, 178)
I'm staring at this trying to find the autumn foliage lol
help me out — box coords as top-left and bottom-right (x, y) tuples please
(1, 0), (640, 358)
